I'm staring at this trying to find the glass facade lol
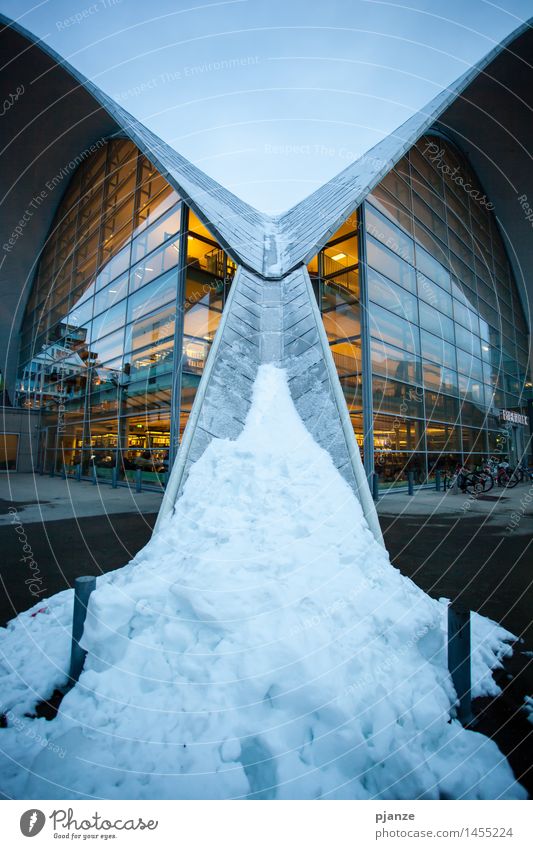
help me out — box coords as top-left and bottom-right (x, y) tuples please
(17, 139), (234, 486)
(16, 133), (531, 493)
(311, 134), (531, 489)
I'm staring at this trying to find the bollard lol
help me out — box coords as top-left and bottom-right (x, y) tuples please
(76, 463), (82, 482)
(435, 470), (441, 492)
(111, 466), (118, 489)
(372, 472), (379, 502)
(68, 576), (96, 686)
(448, 602), (473, 726)
(92, 463), (97, 485)
(135, 467), (142, 493)
(407, 471), (414, 495)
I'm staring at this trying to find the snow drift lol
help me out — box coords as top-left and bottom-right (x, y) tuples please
(0, 365), (525, 799)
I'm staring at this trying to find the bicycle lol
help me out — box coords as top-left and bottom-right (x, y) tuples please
(496, 463), (521, 489)
(453, 464), (493, 495)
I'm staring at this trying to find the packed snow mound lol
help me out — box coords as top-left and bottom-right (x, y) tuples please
(0, 366), (525, 799)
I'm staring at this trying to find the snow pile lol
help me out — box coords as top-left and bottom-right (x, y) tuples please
(0, 365), (525, 799)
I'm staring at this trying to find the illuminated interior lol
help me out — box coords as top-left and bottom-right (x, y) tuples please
(18, 139), (234, 484)
(310, 135), (531, 488)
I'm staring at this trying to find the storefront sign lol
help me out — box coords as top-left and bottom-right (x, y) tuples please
(500, 409), (529, 426)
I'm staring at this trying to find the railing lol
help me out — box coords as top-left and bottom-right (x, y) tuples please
(49, 462), (169, 493)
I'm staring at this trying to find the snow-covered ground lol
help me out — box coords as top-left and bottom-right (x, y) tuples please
(0, 366), (525, 799)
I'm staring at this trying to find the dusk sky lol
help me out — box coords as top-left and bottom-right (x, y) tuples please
(2, 0), (532, 212)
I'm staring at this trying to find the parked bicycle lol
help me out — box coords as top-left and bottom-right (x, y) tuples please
(453, 463), (494, 494)
(483, 456), (525, 489)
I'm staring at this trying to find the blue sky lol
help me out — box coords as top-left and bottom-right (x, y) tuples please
(2, 0), (531, 212)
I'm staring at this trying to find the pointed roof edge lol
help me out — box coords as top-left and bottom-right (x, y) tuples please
(1, 13), (532, 288)
(272, 16), (533, 278)
(0, 12), (270, 274)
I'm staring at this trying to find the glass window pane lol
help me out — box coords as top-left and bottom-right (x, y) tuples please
(372, 376), (424, 417)
(369, 303), (420, 354)
(93, 274), (128, 316)
(425, 423), (461, 451)
(323, 235), (358, 275)
(458, 372), (486, 405)
(91, 301), (127, 342)
(418, 302), (454, 340)
(130, 240), (180, 292)
(420, 330), (456, 370)
(373, 414), (425, 452)
(456, 349), (483, 382)
(368, 184), (412, 232)
(422, 360), (458, 396)
(366, 203), (415, 264)
(368, 268), (418, 323)
(424, 390), (460, 423)
(371, 338), (421, 384)
(417, 273), (453, 316)
(131, 205), (181, 264)
(366, 235), (416, 293)
(91, 328), (125, 365)
(125, 303), (175, 357)
(415, 244), (451, 291)
(183, 302), (224, 343)
(455, 324), (481, 357)
(330, 340), (361, 377)
(127, 270), (178, 322)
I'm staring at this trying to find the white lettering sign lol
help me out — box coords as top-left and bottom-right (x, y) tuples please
(500, 409), (529, 426)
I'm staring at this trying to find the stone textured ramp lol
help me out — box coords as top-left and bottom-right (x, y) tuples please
(155, 266), (383, 544)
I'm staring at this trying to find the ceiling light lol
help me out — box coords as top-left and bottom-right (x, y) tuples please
(331, 252), (346, 262)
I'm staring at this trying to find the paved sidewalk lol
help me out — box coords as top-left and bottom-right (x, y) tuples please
(377, 480), (533, 528)
(0, 473), (163, 525)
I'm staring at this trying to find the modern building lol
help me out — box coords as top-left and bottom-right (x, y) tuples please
(1, 14), (532, 519)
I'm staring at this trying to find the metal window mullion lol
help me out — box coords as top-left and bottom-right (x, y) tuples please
(169, 203), (189, 470)
(358, 202), (375, 484)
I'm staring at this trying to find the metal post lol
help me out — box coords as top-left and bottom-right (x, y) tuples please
(135, 467), (142, 492)
(407, 470), (414, 495)
(92, 462), (97, 485)
(76, 463), (81, 481)
(111, 466), (118, 489)
(68, 576), (96, 685)
(448, 602), (473, 726)
(372, 471), (379, 501)
(435, 470), (441, 492)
